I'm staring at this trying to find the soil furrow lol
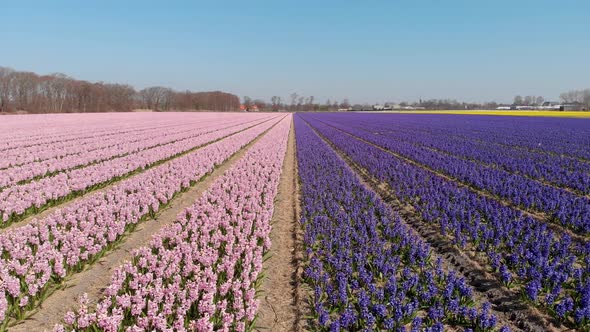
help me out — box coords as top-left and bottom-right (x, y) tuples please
(255, 118), (305, 332)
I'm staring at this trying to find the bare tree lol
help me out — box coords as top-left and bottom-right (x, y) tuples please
(0, 67), (241, 113)
(0, 67), (14, 113)
(307, 96), (315, 110)
(523, 96), (533, 106)
(253, 99), (266, 111)
(513, 95), (523, 105)
(270, 96), (281, 111)
(243, 96), (252, 108)
(583, 90), (590, 108)
(560, 89), (590, 109)
(297, 96), (304, 107)
(106, 84), (136, 111)
(44, 73), (70, 112)
(560, 91), (574, 103)
(139, 86), (172, 111)
(191, 91), (239, 111)
(340, 98), (350, 108)
(139, 87), (158, 110)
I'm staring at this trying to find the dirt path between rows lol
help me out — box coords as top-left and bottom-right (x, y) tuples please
(255, 119), (306, 332)
(9, 121), (280, 332)
(298, 116), (561, 332)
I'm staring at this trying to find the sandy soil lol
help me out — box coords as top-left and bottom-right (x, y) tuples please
(255, 119), (306, 332)
(9, 124), (277, 332)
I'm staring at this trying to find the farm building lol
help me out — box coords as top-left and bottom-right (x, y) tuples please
(240, 104), (259, 112)
(496, 102), (587, 111)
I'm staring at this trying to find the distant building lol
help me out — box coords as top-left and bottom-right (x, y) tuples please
(496, 101), (587, 111)
(370, 104), (394, 111)
(562, 103), (587, 111)
(539, 101), (561, 110)
(240, 104), (259, 112)
(538, 101), (586, 111)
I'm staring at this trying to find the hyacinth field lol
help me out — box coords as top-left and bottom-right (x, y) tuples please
(0, 112), (589, 332)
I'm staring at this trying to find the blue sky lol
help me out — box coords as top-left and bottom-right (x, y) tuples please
(1, 0), (588, 104)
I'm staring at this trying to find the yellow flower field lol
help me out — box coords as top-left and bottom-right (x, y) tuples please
(397, 110), (590, 118)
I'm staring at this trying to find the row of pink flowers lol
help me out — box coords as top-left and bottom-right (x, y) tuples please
(0, 123), (198, 185)
(0, 113), (236, 153)
(0, 114), (268, 170)
(0, 115), (284, 325)
(0, 115), (177, 155)
(0, 116), (273, 223)
(0, 120), (209, 169)
(0, 116), (271, 188)
(56, 115), (291, 332)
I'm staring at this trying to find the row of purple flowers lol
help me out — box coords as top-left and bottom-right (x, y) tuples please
(294, 116), (503, 331)
(301, 113), (590, 328)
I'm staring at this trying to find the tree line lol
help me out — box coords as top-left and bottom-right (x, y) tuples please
(512, 95), (545, 106)
(244, 95), (506, 111)
(0, 66), (239, 113)
(243, 93), (352, 112)
(245, 92), (590, 112)
(2, 66), (587, 113)
(510, 91), (590, 109)
(559, 89), (590, 108)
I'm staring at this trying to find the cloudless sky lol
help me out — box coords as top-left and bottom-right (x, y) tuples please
(1, 0), (589, 104)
